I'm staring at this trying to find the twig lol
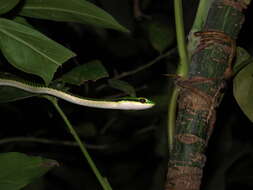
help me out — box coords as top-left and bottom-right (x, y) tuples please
(0, 137), (108, 150)
(95, 48), (176, 93)
(47, 96), (113, 190)
(114, 48), (177, 80)
(167, 0), (189, 150)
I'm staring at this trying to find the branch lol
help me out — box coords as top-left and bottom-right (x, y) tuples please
(0, 137), (108, 150)
(114, 48), (177, 80)
(165, 0), (251, 190)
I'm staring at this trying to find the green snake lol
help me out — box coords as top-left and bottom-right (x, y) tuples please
(0, 78), (155, 110)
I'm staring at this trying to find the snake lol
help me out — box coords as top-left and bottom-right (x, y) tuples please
(0, 78), (155, 110)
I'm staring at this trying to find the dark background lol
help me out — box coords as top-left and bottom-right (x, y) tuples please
(1, 0), (253, 189)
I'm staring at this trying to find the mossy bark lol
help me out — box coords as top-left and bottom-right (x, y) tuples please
(165, 1), (251, 190)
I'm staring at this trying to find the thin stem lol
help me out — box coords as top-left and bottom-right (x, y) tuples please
(47, 96), (112, 190)
(114, 48), (177, 80)
(168, 0), (188, 149)
(96, 48), (176, 93)
(174, 0), (188, 75)
(168, 87), (179, 151)
(0, 137), (108, 149)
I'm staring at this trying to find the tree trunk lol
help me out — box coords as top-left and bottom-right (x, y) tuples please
(165, 0), (251, 190)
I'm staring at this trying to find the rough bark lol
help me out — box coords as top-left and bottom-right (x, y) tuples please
(165, 0), (251, 190)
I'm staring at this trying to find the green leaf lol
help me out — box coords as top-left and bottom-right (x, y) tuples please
(61, 60), (109, 86)
(0, 18), (76, 85)
(233, 47), (252, 74)
(148, 21), (175, 53)
(108, 79), (136, 97)
(19, 0), (129, 33)
(233, 62), (253, 122)
(0, 0), (20, 15)
(0, 87), (35, 103)
(0, 72), (36, 103)
(13, 16), (35, 28)
(0, 152), (58, 190)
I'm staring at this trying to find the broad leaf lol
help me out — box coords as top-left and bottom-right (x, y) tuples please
(0, 0), (20, 15)
(0, 152), (58, 190)
(0, 18), (76, 85)
(233, 47), (252, 74)
(148, 21), (174, 53)
(19, 0), (129, 33)
(13, 16), (35, 28)
(233, 62), (253, 122)
(108, 79), (136, 97)
(61, 60), (109, 86)
(0, 87), (35, 103)
(0, 72), (36, 103)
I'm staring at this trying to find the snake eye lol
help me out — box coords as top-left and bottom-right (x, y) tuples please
(139, 98), (147, 103)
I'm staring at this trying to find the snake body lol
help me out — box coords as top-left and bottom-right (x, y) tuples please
(0, 78), (154, 110)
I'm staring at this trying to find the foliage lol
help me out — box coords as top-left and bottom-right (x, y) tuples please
(0, 18), (75, 85)
(61, 60), (109, 86)
(234, 57), (253, 122)
(0, 152), (58, 190)
(0, 0), (253, 190)
(0, 0), (171, 189)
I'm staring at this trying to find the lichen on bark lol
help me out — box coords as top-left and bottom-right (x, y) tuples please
(165, 0), (251, 190)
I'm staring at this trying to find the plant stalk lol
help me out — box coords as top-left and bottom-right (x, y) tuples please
(168, 0), (189, 150)
(47, 97), (112, 190)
